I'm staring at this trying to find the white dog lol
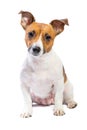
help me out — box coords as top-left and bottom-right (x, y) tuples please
(19, 11), (77, 118)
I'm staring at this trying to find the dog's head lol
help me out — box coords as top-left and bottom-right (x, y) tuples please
(19, 11), (69, 57)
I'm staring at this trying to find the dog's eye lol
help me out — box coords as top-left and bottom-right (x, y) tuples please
(28, 31), (35, 38)
(45, 34), (51, 41)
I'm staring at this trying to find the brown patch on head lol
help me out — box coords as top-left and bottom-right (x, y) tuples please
(25, 22), (56, 51)
(63, 67), (67, 83)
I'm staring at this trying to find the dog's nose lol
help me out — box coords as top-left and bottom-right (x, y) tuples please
(32, 46), (41, 55)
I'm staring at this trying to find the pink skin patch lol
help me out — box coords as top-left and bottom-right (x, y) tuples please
(31, 92), (55, 105)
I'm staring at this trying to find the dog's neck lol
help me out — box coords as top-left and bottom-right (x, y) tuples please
(27, 49), (54, 70)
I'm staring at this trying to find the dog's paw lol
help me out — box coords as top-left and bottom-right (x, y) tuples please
(53, 109), (65, 116)
(20, 106), (32, 118)
(67, 101), (77, 109)
(20, 112), (32, 118)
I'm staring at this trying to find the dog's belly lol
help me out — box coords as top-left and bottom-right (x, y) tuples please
(30, 83), (55, 105)
(31, 92), (54, 105)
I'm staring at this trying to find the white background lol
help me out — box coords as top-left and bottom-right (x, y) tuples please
(0, 0), (87, 129)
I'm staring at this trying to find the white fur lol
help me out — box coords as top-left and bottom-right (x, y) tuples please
(29, 37), (44, 57)
(20, 50), (77, 117)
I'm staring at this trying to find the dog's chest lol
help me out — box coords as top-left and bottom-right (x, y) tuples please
(29, 64), (57, 98)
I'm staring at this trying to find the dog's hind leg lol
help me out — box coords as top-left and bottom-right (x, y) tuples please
(63, 80), (77, 109)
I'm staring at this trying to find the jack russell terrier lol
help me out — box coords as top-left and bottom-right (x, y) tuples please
(19, 11), (77, 118)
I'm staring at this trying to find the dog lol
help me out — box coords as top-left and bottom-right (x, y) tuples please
(19, 11), (77, 118)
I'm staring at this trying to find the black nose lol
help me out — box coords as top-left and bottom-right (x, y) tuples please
(32, 46), (41, 55)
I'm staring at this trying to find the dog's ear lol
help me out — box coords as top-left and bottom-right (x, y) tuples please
(19, 11), (35, 29)
(50, 19), (69, 35)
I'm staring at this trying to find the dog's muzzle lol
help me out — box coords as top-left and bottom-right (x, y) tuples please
(28, 46), (41, 56)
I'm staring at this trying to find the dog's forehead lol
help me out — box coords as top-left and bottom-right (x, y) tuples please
(26, 22), (55, 35)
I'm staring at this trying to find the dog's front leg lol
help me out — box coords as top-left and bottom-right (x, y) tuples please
(54, 78), (65, 116)
(20, 84), (32, 118)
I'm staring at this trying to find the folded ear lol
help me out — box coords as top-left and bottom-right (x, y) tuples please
(19, 11), (35, 29)
(50, 19), (69, 35)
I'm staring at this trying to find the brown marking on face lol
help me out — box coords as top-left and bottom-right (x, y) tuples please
(41, 24), (55, 52)
(25, 22), (56, 52)
(63, 67), (67, 83)
(25, 22), (41, 47)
